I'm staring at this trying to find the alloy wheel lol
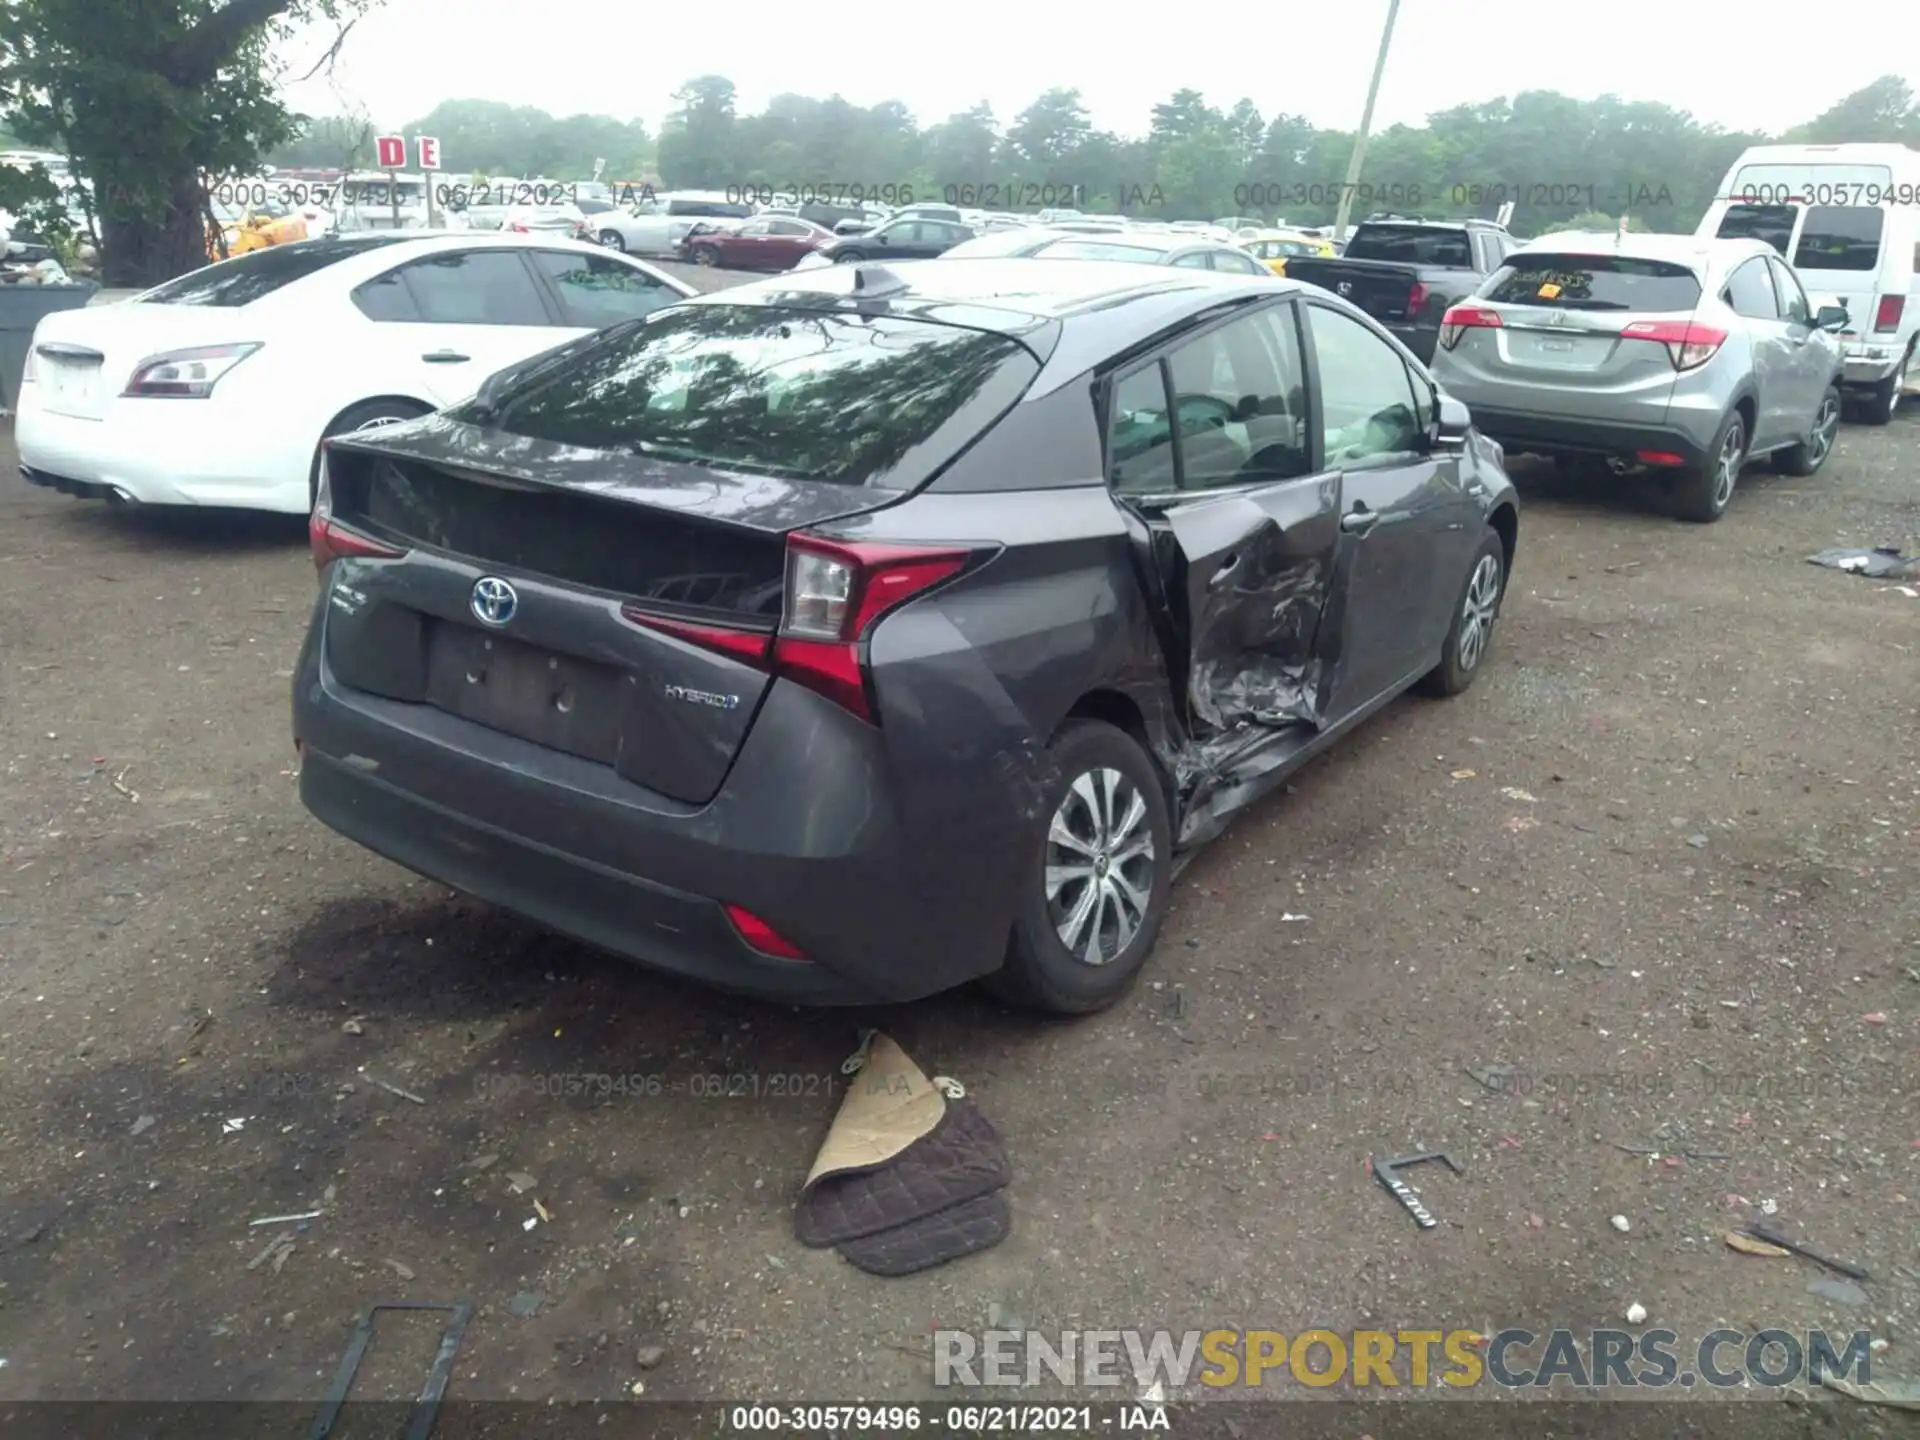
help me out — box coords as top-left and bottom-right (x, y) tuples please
(1045, 767), (1156, 966)
(1809, 395), (1840, 465)
(1712, 422), (1745, 510)
(1458, 553), (1502, 673)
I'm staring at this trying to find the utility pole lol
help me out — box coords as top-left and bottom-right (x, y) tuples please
(1333, 0), (1403, 242)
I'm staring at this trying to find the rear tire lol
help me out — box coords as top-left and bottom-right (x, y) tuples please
(1673, 409), (1746, 523)
(1418, 528), (1506, 698)
(309, 399), (431, 508)
(1774, 384), (1841, 476)
(834, 249), (866, 264)
(987, 720), (1174, 1015)
(1856, 340), (1913, 426)
(692, 246), (718, 267)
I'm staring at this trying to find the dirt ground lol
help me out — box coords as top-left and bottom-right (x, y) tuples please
(2, 304), (1918, 1437)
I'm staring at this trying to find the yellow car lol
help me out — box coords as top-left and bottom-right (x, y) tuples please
(1241, 230), (1336, 276)
(207, 198), (308, 261)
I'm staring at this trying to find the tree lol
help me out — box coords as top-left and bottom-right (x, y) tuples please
(1002, 88), (1090, 169)
(656, 75), (737, 188)
(1789, 76), (1920, 145)
(0, 0), (377, 286)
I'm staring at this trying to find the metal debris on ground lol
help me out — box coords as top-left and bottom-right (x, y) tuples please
(364, 1073), (427, 1105)
(1499, 787), (1537, 803)
(249, 1210), (322, 1228)
(308, 1300), (473, 1440)
(1370, 1150), (1463, 1230)
(1725, 1230), (1790, 1258)
(221, 1117), (246, 1134)
(1742, 1223), (1870, 1281)
(130, 1114), (155, 1136)
(1807, 547), (1920, 580)
(384, 1259), (416, 1281)
(533, 1198), (552, 1223)
(110, 767), (139, 802)
(505, 1171), (537, 1194)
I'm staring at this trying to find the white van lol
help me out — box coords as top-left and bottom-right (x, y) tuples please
(1697, 143), (1919, 424)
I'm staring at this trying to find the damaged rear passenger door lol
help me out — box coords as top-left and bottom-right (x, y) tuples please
(1107, 297), (1343, 738)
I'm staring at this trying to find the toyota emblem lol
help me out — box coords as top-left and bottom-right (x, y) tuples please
(470, 576), (518, 627)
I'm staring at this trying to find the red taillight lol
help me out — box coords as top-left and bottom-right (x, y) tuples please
(773, 536), (971, 722)
(1438, 305), (1503, 350)
(1635, 450), (1688, 468)
(618, 609), (772, 664)
(309, 443), (406, 568)
(1621, 319), (1726, 371)
(1873, 294), (1904, 333)
(309, 512), (406, 568)
(724, 904), (806, 960)
(618, 535), (973, 725)
(1406, 281), (1429, 317)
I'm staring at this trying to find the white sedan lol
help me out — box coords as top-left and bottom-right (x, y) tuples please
(15, 232), (694, 515)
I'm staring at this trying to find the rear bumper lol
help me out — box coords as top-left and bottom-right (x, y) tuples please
(1461, 405), (1712, 468)
(291, 596), (1034, 1006)
(1839, 342), (1909, 388)
(15, 394), (310, 512)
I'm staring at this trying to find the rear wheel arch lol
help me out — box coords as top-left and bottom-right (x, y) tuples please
(1063, 689), (1173, 807)
(1486, 501), (1518, 582)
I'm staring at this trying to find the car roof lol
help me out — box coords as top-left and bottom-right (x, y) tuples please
(686, 257), (1293, 393)
(1513, 230), (1777, 272)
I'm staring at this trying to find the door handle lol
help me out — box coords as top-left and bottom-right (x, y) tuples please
(1206, 553), (1242, 589)
(422, 350), (470, 363)
(1341, 506), (1380, 535)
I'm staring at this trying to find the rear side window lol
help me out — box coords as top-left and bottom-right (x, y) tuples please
(1716, 205), (1795, 257)
(473, 304), (1039, 488)
(367, 251), (551, 325)
(140, 237), (408, 306)
(1344, 226), (1472, 267)
(1793, 207), (1884, 272)
(1483, 254), (1702, 313)
(530, 252), (682, 328)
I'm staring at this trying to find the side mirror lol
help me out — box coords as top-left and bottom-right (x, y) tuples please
(1814, 304), (1850, 332)
(1433, 392), (1472, 451)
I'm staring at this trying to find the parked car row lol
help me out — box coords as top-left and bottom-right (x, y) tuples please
(12, 216), (1521, 1015)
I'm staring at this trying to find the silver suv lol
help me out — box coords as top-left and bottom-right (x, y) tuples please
(1430, 232), (1848, 522)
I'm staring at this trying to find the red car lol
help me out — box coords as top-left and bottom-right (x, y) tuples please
(681, 216), (835, 271)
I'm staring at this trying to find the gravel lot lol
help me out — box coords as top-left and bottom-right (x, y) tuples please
(2, 272), (1918, 1436)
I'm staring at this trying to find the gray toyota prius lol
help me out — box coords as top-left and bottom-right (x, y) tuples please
(294, 258), (1518, 1013)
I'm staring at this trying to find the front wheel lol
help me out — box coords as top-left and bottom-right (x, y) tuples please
(1774, 385), (1840, 476)
(598, 229), (627, 252)
(833, 249), (865, 264)
(1673, 410), (1745, 523)
(691, 246), (718, 267)
(1418, 528), (1505, 697)
(987, 720), (1174, 1015)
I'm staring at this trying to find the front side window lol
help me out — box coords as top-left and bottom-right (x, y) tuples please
(1307, 305), (1422, 470)
(1767, 258), (1811, 325)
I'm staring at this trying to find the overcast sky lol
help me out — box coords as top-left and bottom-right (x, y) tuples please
(281, 0), (1916, 141)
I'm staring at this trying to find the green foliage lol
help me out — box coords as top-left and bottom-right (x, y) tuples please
(610, 75), (1920, 236)
(0, 0), (376, 283)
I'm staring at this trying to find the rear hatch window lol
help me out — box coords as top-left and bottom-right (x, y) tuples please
(1793, 206), (1884, 272)
(1344, 226), (1472, 266)
(469, 301), (1040, 489)
(1482, 254), (1702, 312)
(140, 236), (409, 305)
